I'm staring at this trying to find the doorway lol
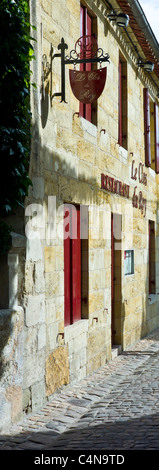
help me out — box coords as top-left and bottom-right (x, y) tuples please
(111, 213), (122, 346)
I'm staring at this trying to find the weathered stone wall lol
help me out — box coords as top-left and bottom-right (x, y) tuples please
(1, 0), (159, 426)
(19, 0), (159, 410)
(0, 308), (23, 433)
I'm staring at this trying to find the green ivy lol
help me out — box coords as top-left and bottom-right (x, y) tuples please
(0, 0), (35, 254)
(0, 222), (12, 255)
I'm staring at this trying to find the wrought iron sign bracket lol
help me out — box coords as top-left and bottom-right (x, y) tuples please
(51, 37), (110, 104)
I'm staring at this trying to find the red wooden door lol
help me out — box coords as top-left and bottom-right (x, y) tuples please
(111, 213), (114, 345)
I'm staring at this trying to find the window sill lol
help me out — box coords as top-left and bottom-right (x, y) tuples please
(64, 319), (89, 340)
(80, 116), (97, 138)
(148, 167), (155, 178)
(118, 145), (128, 163)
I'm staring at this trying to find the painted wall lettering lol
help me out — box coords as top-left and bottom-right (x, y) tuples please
(131, 159), (147, 216)
(101, 173), (130, 199)
(101, 157), (147, 218)
(131, 159), (147, 186)
(132, 186), (146, 217)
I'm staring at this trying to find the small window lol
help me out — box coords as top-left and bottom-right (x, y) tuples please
(124, 250), (134, 276)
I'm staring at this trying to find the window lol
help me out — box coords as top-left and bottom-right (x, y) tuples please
(124, 250), (134, 276)
(149, 220), (156, 294)
(118, 54), (127, 149)
(64, 204), (88, 326)
(143, 88), (159, 172)
(79, 4), (97, 125)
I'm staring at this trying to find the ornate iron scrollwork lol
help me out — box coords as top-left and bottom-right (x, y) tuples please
(51, 36), (110, 104)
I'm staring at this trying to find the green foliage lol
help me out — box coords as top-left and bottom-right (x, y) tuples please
(0, 221), (12, 255)
(0, 0), (34, 216)
(0, 0), (35, 253)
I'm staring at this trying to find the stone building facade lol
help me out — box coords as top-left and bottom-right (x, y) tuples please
(1, 0), (159, 431)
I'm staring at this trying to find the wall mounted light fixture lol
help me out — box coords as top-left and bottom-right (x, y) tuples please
(107, 11), (129, 27)
(138, 60), (154, 72)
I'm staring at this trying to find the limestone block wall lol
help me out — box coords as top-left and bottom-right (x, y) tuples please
(65, 320), (89, 382)
(23, 238), (46, 413)
(0, 308), (23, 433)
(1, 0), (159, 425)
(22, 0), (159, 408)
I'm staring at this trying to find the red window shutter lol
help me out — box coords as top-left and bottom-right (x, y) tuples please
(85, 10), (92, 123)
(118, 60), (122, 146)
(64, 205), (81, 326)
(154, 102), (159, 173)
(143, 88), (151, 167)
(79, 5), (92, 123)
(79, 5), (85, 118)
(72, 206), (81, 323)
(64, 208), (71, 326)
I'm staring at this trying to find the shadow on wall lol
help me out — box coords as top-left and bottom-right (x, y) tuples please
(0, 254), (9, 309)
(0, 310), (13, 380)
(41, 83), (49, 129)
(1, 80), (159, 390)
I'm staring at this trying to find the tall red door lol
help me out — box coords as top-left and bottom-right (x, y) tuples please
(111, 213), (115, 345)
(111, 213), (122, 346)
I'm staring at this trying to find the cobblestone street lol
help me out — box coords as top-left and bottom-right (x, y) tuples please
(1, 329), (159, 452)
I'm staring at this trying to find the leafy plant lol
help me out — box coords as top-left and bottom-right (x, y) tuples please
(0, 0), (35, 253)
(0, 222), (12, 255)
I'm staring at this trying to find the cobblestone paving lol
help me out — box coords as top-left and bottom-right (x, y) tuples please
(1, 329), (159, 450)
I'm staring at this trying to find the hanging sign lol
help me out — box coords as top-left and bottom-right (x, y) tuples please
(69, 67), (107, 104)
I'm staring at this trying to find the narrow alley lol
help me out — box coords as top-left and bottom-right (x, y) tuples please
(1, 328), (159, 455)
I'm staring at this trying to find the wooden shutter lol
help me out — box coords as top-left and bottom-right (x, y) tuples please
(85, 10), (92, 123)
(143, 88), (151, 167)
(154, 102), (159, 173)
(79, 5), (92, 123)
(79, 5), (85, 118)
(72, 206), (81, 323)
(64, 205), (81, 326)
(64, 207), (71, 326)
(118, 60), (122, 146)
